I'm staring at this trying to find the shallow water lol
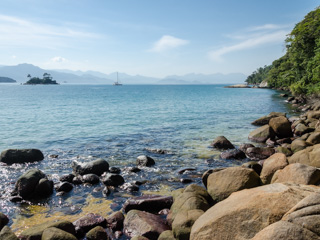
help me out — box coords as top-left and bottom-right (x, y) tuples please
(0, 84), (291, 234)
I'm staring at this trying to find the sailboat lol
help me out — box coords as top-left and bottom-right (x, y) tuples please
(113, 72), (122, 86)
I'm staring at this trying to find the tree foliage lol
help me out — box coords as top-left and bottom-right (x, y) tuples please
(25, 73), (58, 85)
(246, 7), (320, 96)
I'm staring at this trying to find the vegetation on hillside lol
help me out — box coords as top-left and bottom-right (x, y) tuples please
(0, 76), (16, 83)
(245, 7), (320, 96)
(25, 73), (58, 85)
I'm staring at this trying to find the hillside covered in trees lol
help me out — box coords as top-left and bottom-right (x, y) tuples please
(246, 7), (320, 96)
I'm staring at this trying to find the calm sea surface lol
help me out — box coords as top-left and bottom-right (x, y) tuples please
(0, 84), (292, 233)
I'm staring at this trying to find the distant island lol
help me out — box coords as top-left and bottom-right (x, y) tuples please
(24, 73), (58, 85)
(0, 76), (16, 83)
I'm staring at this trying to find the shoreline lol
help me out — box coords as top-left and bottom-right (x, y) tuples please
(1, 90), (320, 239)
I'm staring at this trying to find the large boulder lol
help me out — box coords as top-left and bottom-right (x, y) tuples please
(269, 116), (293, 138)
(123, 195), (173, 213)
(0, 149), (44, 164)
(42, 227), (77, 240)
(220, 149), (246, 160)
(291, 139), (312, 153)
(85, 226), (108, 240)
(72, 159), (109, 176)
(271, 163), (320, 185)
(12, 169), (53, 199)
(123, 210), (170, 239)
(251, 112), (286, 126)
(246, 147), (275, 161)
(210, 136), (234, 149)
(0, 226), (18, 240)
(190, 183), (320, 240)
(260, 153), (288, 184)
(172, 209), (204, 240)
(289, 144), (320, 167)
(19, 220), (76, 240)
(206, 167), (261, 203)
(248, 125), (275, 143)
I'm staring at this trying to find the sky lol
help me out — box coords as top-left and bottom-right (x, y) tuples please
(0, 0), (319, 78)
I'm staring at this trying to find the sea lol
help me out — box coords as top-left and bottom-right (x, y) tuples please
(0, 84), (293, 235)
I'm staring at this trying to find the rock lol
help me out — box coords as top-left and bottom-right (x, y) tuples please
(126, 167), (141, 173)
(220, 149), (246, 160)
(123, 210), (170, 239)
(202, 168), (224, 188)
(276, 137), (292, 145)
(72, 176), (83, 184)
(158, 230), (175, 240)
(291, 139), (312, 153)
(131, 236), (149, 240)
(289, 144), (320, 167)
(180, 178), (192, 184)
(172, 209), (204, 240)
(49, 154), (59, 158)
(0, 149), (44, 164)
(169, 184), (212, 222)
(0, 226), (19, 240)
(248, 125), (275, 143)
(266, 138), (276, 147)
(280, 93), (288, 97)
(0, 212), (9, 231)
(271, 163), (320, 185)
(251, 221), (319, 240)
(86, 226), (109, 240)
(109, 167), (121, 174)
(259, 80), (268, 88)
(82, 174), (100, 184)
(275, 146), (293, 156)
(246, 147), (275, 160)
(190, 183), (320, 240)
(260, 153), (288, 184)
(73, 213), (106, 237)
(210, 136), (234, 149)
(55, 182), (73, 192)
(121, 182), (139, 192)
(206, 167), (261, 203)
(294, 123), (314, 136)
(306, 132), (320, 145)
(177, 167), (196, 174)
(102, 173), (124, 187)
(12, 169), (53, 199)
(224, 84), (251, 88)
(145, 148), (169, 154)
(136, 155), (155, 167)
(42, 227), (77, 240)
(59, 174), (75, 183)
(19, 220), (76, 240)
(72, 159), (109, 176)
(307, 111), (320, 120)
(123, 195), (173, 213)
(251, 112), (286, 126)
(269, 116), (293, 138)
(241, 161), (262, 175)
(239, 143), (255, 152)
(106, 211), (124, 231)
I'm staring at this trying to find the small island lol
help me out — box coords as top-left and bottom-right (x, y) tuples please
(0, 76), (16, 83)
(24, 73), (59, 85)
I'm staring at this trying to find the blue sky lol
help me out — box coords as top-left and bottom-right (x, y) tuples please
(0, 0), (318, 78)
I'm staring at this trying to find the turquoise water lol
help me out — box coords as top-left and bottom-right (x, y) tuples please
(0, 84), (291, 228)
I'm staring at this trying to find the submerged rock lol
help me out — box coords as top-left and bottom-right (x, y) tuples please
(0, 149), (44, 164)
(136, 155), (156, 167)
(72, 159), (109, 176)
(210, 136), (234, 149)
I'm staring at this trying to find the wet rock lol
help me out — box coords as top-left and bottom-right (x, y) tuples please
(239, 143), (255, 153)
(291, 139), (312, 153)
(121, 182), (140, 192)
(241, 161), (262, 175)
(269, 116), (293, 138)
(55, 182), (73, 192)
(12, 169), (53, 199)
(289, 144), (320, 167)
(158, 230), (175, 240)
(0, 149), (44, 164)
(72, 175), (83, 184)
(72, 159), (109, 176)
(136, 155), (155, 167)
(49, 154), (59, 158)
(82, 174), (100, 184)
(266, 138), (276, 147)
(248, 125), (275, 143)
(73, 213), (107, 237)
(180, 178), (193, 184)
(102, 173), (124, 187)
(251, 112), (286, 126)
(177, 167), (196, 174)
(271, 163), (320, 185)
(0, 226), (18, 240)
(210, 136), (234, 149)
(123, 210), (170, 239)
(9, 196), (23, 202)
(280, 93), (288, 97)
(126, 167), (141, 173)
(42, 227), (77, 240)
(19, 220), (76, 240)
(106, 211), (124, 231)
(260, 153), (288, 184)
(59, 174), (75, 183)
(145, 148), (169, 154)
(172, 209), (204, 240)
(206, 167), (261, 203)
(220, 149), (246, 160)
(190, 183), (320, 240)
(86, 226), (108, 240)
(123, 195), (173, 213)
(109, 166), (121, 174)
(246, 147), (275, 160)
(0, 212), (9, 231)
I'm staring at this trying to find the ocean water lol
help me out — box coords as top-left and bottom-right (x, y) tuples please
(0, 84), (291, 233)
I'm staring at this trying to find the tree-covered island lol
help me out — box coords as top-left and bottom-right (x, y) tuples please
(0, 76), (16, 83)
(24, 73), (59, 85)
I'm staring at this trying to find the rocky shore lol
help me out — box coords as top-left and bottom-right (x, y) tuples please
(1, 94), (320, 239)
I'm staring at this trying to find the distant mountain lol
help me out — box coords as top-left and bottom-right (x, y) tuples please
(0, 76), (16, 83)
(0, 64), (247, 84)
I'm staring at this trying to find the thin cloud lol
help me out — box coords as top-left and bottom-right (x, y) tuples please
(51, 56), (67, 63)
(209, 24), (290, 61)
(150, 35), (189, 52)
